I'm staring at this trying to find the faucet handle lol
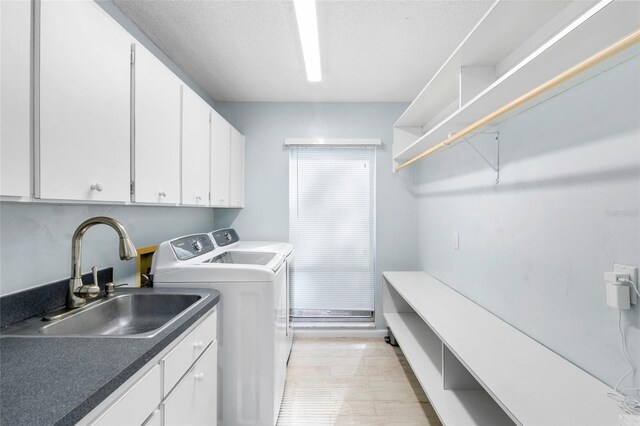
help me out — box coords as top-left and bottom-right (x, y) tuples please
(76, 266), (100, 299)
(92, 266), (99, 286)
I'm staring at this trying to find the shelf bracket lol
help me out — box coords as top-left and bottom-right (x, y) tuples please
(462, 132), (500, 184)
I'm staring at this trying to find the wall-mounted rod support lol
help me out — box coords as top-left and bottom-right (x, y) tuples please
(395, 28), (640, 172)
(462, 132), (500, 184)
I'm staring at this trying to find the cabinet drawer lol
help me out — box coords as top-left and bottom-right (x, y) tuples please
(162, 311), (217, 395)
(163, 340), (217, 426)
(92, 364), (161, 426)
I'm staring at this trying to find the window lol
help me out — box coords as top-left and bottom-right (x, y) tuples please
(289, 146), (376, 321)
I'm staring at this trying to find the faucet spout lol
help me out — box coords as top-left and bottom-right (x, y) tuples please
(68, 217), (138, 309)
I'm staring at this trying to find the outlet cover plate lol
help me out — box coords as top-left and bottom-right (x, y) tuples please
(614, 263), (638, 305)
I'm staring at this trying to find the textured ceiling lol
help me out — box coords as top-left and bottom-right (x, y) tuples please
(114, 0), (493, 102)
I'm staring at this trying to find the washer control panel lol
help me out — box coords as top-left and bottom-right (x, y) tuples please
(171, 234), (215, 260)
(211, 228), (240, 247)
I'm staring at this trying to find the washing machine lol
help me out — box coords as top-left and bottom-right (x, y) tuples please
(151, 229), (292, 426)
(209, 228), (294, 355)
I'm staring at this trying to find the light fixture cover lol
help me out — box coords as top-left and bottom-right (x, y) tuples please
(293, 0), (322, 82)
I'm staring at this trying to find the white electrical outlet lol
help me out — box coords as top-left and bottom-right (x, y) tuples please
(614, 263), (638, 305)
(453, 233), (459, 250)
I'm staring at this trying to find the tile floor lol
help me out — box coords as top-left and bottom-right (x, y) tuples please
(277, 337), (442, 426)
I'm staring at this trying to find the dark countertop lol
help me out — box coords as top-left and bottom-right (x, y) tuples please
(0, 287), (220, 426)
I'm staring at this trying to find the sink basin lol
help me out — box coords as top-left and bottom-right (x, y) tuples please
(42, 294), (201, 337)
(1, 293), (205, 338)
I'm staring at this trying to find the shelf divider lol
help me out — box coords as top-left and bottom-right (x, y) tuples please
(383, 312), (515, 426)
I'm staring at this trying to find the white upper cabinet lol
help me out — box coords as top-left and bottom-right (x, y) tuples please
(4, 0), (245, 209)
(132, 43), (181, 205)
(181, 87), (211, 206)
(1, 0), (32, 197)
(210, 110), (231, 207)
(229, 127), (245, 208)
(37, 0), (131, 202)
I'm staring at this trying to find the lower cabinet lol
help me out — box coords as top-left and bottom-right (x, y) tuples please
(143, 410), (162, 426)
(84, 310), (217, 426)
(93, 365), (161, 426)
(163, 341), (217, 426)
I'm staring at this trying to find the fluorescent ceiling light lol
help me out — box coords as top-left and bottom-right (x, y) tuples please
(293, 0), (322, 82)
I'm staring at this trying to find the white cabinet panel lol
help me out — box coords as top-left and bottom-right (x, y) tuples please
(38, 0), (131, 202)
(164, 341), (218, 426)
(142, 409), (161, 426)
(210, 110), (231, 207)
(1, 0), (31, 197)
(92, 365), (161, 426)
(162, 311), (217, 397)
(229, 127), (244, 208)
(181, 87), (211, 206)
(133, 43), (181, 204)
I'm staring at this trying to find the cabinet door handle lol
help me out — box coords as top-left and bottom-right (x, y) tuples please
(194, 372), (204, 381)
(159, 191), (167, 197)
(90, 183), (104, 192)
(193, 341), (204, 349)
(195, 195), (202, 202)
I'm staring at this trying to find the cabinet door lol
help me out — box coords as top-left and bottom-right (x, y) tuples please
(133, 43), (181, 204)
(164, 341), (217, 426)
(142, 409), (162, 426)
(38, 0), (131, 202)
(92, 365), (161, 426)
(210, 110), (231, 207)
(1, 0), (31, 197)
(162, 311), (217, 397)
(229, 128), (245, 208)
(181, 87), (211, 206)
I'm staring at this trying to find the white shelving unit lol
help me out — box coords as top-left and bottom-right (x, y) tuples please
(393, 0), (640, 168)
(383, 271), (621, 426)
(384, 312), (514, 426)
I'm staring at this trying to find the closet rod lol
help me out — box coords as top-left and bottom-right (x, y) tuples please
(396, 28), (640, 172)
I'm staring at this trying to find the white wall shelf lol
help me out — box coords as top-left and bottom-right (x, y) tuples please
(383, 271), (621, 426)
(393, 0), (640, 167)
(394, 0), (574, 129)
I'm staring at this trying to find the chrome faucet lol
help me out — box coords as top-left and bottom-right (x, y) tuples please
(68, 217), (138, 309)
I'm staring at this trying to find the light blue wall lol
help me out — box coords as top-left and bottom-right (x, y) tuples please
(213, 102), (417, 330)
(415, 57), (640, 387)
(0, 203), (214, 295)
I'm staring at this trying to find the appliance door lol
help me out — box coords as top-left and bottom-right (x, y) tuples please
(273, 262), (288, 425)
(285, 253), (294, 354)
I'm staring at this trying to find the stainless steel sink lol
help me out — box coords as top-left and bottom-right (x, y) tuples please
(1, 293), (206, 338)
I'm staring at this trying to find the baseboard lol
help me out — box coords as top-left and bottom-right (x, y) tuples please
(293, 328), (388, 338)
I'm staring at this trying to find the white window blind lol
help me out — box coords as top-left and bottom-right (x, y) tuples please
(289, 146), (376, 315)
